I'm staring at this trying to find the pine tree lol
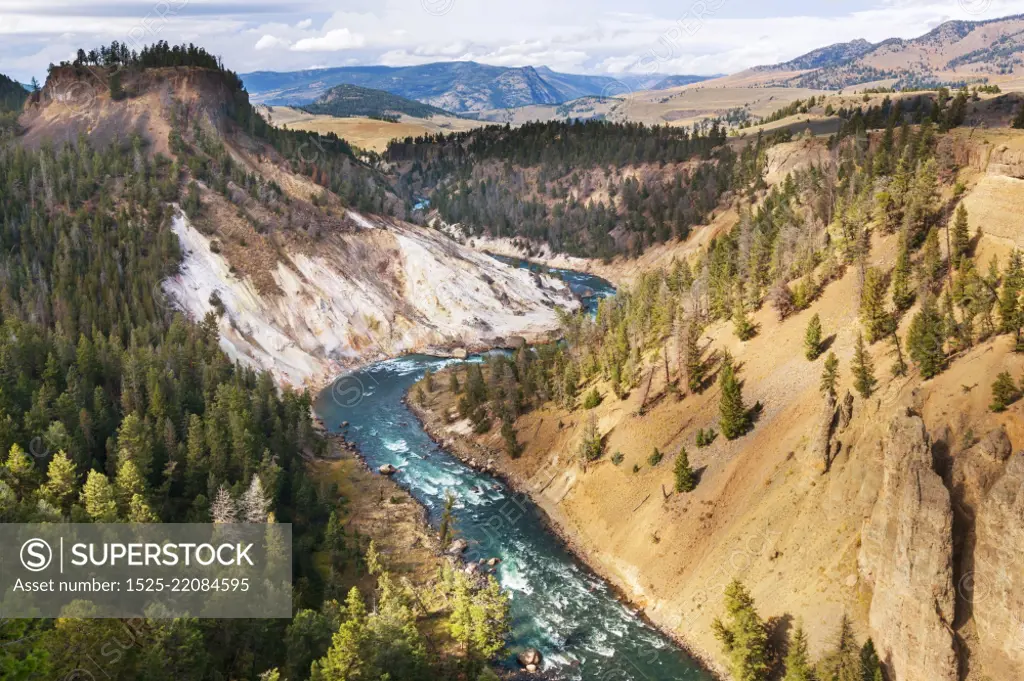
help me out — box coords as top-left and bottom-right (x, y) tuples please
(998, 250), (1023, 337)
(674, 447), (696, 493)
(860, 639), (882, 681)
(990, 371), (1020, 412)
(449, 371), (460, 394)
(211, 484), (237, 524)
(128, 494), (158, 522)
(891, 232), (915, 312)
(712, 580), (770, 681)
(81, 470), (118, 522)
(240, 475), (271, 523)
(889, 331), (908, 377)
(116, 412), (153, 478)
(951, 204), (970, 269)
(114, 459), (146, 514)
(579, 412), (603, 462)
(859, 268), (891, 343)
(500, 418), (520, 458)
(3, 443), (36, 498)
(817, 614), (861, 681)
(805, 313), (823, 360)
(684, 320), (705, 393)
(821, 352), (840, 398)
(783, 622), (814, 681)
(733, 296), (756, 341)
(719, 354), (749, 440)
(852, 333), (877, 398)
(43, 451), (78, 512)
(908, 295), (946, 379)
(921, 227), (943, 292)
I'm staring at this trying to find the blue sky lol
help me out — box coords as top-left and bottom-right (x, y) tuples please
(0, 0), (1018, 82)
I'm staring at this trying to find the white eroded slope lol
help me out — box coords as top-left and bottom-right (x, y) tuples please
(163, 211), (578, 388)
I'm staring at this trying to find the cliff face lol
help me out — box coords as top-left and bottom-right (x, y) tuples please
(165, 210), (578, 389)
(858, 415), (957, 681)
(972, 449), (1024, 679)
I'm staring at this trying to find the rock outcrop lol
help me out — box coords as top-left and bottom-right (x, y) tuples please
(810, 392), (838, 473)
(858, 414), (957, 681)
(165, 212), (578, 388)
(972, 448), (1024, 679)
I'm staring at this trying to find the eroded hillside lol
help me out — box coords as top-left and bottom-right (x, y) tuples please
(18, 63), (580, 389)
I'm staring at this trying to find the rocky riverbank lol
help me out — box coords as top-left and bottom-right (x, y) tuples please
(404, 386), (727, 680)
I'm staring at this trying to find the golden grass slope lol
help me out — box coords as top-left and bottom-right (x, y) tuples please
(264, 105), (486, 152)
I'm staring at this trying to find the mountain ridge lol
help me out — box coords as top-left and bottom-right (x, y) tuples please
(746, 13), (1024, 90)
(242, 61), (711, 113)
(300, 83), (456, 119)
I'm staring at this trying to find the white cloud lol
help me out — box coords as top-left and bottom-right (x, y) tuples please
(291, 28), (366, 52)
(254, 34), (290, 51)
(3, 0), (1023, 83)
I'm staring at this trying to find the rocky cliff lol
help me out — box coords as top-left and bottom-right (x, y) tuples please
(858, 415), (957, 681)
(164, 210), (577, 389)
(970, 442), (1024, 679)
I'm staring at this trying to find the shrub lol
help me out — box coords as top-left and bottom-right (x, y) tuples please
(611, 451), (624, 466)
(990, 372), (1020, 412)
(647, 448), (664, 467)
(696, 428), (718, 448)
(582, 387), (602, 409)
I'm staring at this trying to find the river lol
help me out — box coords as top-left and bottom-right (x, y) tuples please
(314, 263), (712, 681)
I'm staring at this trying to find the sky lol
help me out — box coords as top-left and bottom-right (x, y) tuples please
(0, 0), (1020, 83)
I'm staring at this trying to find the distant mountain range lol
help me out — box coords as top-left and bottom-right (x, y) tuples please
(301, 84), (454, 120)
(241, 62), (712, 114)
(749, 14), (1024, 90)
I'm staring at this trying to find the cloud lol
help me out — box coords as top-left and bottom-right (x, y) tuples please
(254, 34), (290, 51)
(291, 28), (365, 52)
(4, 0), (1024, 83)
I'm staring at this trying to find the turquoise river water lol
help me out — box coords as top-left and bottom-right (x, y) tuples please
(314, 261), (712, 681)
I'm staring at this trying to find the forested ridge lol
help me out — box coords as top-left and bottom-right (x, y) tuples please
(387, 119), (775, 258)
(0, 45), (510, 681)
(423, 96), (1023, 482)
(302, 83), (452, 121)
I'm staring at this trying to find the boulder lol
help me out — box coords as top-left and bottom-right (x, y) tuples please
(452, 347), (468, 360)
(810, 392), (838, 473)
(517, 648), (542, 669)
(378, 463), (398, 476)
(837, 390), (854, 431)
(507, 335), (527, 349)
(447, 538), (469, 556)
